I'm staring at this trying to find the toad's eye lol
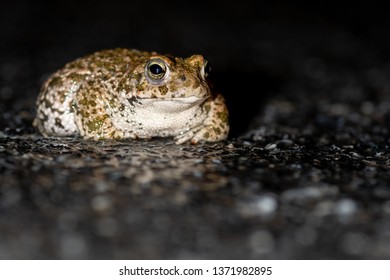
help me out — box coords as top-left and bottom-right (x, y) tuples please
(145, 58), (168, 82)
(203, 61), (211, 78)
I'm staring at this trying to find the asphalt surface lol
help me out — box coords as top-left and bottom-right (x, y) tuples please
(1, 1), (390, 259)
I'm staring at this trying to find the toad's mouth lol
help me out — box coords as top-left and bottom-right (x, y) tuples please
(128, 96), (207, 110)
(144, 96), (206, 103)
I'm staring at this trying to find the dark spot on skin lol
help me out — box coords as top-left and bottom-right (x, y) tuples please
(169, 83), (178, 93)
(68, 72), (85, 83)
(48, 76), (63, 88)
(70, 100), (78, 112)
(158, 85), (168, 95)
(217, 111), (229, 123)
(58, 90), (66, 103)
(117, 78), (132, 93)
(109, 98), (118, 109)
(80, 109), (90, 118)
(86, 114), (109, 133)
(135, 73), (142, 85)
(55, 117), (64, 129)
(136, 83), (145, 91)
(127, 96), (139, 106)
(213, 127), (222, 135)
(192, 80), (200, 89)
(44, 100), (53, 109)
(180, 75), (186, 81)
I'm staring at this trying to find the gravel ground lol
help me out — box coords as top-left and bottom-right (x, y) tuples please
(1, 1), (390, 259)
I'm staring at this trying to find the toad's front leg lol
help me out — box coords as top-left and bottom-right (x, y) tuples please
(175, 94), (229, 144)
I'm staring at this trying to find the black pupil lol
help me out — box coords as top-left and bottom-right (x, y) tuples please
(150, 64), (164, 75)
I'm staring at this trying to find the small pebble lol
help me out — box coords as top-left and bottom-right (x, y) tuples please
(334, 198), (357, 217)
(264, 143), (277, 150)
(334, 198), (358, 223)
(237, 195), (278, 217)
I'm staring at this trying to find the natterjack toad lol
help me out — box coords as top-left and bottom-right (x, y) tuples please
(34, 48), (229, 144)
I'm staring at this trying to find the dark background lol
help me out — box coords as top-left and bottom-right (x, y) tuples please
(2, 1), (390, 259)
(2, 1), (390, 135)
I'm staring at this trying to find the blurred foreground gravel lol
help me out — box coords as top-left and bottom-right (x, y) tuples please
(2, 1), (390, 259)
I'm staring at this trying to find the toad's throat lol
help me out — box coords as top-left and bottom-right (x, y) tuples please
(113, 95), (207, 135)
